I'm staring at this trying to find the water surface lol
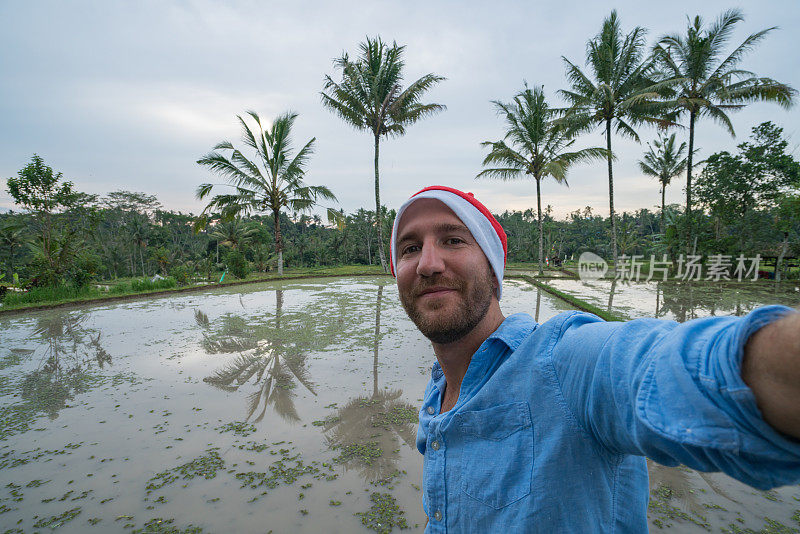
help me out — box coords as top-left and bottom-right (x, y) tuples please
(0, 277), (570, 533)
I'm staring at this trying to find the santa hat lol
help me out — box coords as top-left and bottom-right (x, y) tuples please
(389, 185), (508, 300)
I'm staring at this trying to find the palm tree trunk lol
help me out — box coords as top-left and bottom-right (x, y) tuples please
(660, 182), (666, 232)
(776, 232), (789, 283)
(686, 111), (696, 254)
(606, 119), (618, 267)
(139, 245), (146, 276)
(273, 209), (283, 275)
(536, 175), (543, 276)
(374, 134), (388, 273)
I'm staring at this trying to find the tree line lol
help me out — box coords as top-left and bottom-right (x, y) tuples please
(3, 8), (799, 291)
(2, 118), (798, 288)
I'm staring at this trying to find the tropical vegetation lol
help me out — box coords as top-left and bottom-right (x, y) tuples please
(652, 8), (796, 249)
(478, 84), (607, 274)
(3, 10), (799, 307)
(196, 111), (337, 275)
(321, 36), (446, 272)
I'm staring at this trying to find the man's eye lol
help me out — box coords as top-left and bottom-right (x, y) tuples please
(446, 238), (465, 245)
(401, 245), (420, 255)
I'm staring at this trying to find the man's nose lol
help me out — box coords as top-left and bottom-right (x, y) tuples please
(417, 242), (445, 277)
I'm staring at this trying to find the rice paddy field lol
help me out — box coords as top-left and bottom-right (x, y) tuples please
(0, 276), (798, 533)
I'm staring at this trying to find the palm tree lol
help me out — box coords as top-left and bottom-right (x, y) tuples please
(209, 219), (259, 251)
(321, 36), (446, 272)
(196, 111), (337, 275)
(560, 11), (669, 267)
(478, 85), (607, 275)
(0, 220), (25, 278)
(652, 9), (796, 248)
(638, 132), (688, 231)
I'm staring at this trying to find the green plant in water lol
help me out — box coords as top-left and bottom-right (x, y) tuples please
(355, 492), (409, 533)
(145, 450), (225, 494)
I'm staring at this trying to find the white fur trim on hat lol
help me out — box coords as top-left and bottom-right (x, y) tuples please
(390, 190), (505, 300)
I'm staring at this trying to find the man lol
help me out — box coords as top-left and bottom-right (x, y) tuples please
(389, 185), (800, 533)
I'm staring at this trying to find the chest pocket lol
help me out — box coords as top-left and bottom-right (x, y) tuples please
(454, 402), (533, 509)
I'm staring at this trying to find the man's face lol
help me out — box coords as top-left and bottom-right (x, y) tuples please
(394, 199), (497, 344)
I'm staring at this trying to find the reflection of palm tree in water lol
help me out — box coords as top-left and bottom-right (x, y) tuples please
(322, 284), (418, 483)
(607, 278), (617, 314)
(198, 290), (317, 423)
(20, 313), (111, 419)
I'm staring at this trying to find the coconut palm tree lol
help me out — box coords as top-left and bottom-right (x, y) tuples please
(196, 111), (337, 275)
(478, 84), (607, 275)
(209, 218), (259, 251)
(652, 9), (796, 248)
(559, 11), (669, 267)
(321, 36), (446, 273)
(638, 132), (688, 231)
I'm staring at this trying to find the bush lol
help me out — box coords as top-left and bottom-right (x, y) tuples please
(110, 282), (130, 294)
(169, 264), (190, 286)
(70, 254), (102, 288)
(130, 277), (177, 292)
(225, 250), (250, 279)
(2, 284), (92, 307)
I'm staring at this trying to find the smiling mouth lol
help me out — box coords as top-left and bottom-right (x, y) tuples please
(417, 287), (457, 298)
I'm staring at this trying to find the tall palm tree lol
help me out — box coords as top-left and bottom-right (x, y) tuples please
(560, 11), (669, 267)
(478, 85), (607, 275)
(653, 9), (796, 248)
(196, 111), (337, 275)
(638, 132), (688, 231)
(321, 36), (446, 272)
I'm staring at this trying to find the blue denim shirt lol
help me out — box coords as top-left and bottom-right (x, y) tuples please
(416, 305), (800, 533)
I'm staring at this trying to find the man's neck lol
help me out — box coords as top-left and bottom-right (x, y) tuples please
(432, 302), (505, 412)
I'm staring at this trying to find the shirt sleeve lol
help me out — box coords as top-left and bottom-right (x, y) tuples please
(548, 304), (800, 490)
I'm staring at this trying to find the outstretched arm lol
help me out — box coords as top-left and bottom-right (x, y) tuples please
(742, 311), (800, 439)
(549, 304), (800, 489)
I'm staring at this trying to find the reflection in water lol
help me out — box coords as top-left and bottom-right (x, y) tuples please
(198, 290), (316, 423)
(2, 312), (112, 439)
(25, 313), (111, 417)
(607, 278), (617, 313)
(322, 285), (418, 483)
(655, 282), (791, 322)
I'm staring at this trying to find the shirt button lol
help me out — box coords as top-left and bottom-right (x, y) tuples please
(426, 406), (435, 415)
(430, 440), (440, 451)
(433, 510), (443, 522)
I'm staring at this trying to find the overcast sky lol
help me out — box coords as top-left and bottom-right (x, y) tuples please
(1, 0), (798, 220)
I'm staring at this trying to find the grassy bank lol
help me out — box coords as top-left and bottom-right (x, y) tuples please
(0, 265), (389, 315)
(510, 274), (625, 322)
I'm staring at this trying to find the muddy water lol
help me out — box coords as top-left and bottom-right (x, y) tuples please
(546, 278), (800, 532)
(0, 277), (572, 533)
(547, 278), (800, 321)
(2, 277), (798, 533)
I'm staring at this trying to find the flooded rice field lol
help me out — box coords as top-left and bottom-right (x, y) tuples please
(0, 277), (568, 533)
(547, 278), (800, 322)
(0, 276), (798, 533)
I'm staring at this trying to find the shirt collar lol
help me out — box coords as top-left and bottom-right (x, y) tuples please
(485, 313), (538, 352)
(429, 313), (537, 381)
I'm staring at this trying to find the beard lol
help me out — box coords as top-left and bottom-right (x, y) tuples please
(399, 267), (494, 344)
